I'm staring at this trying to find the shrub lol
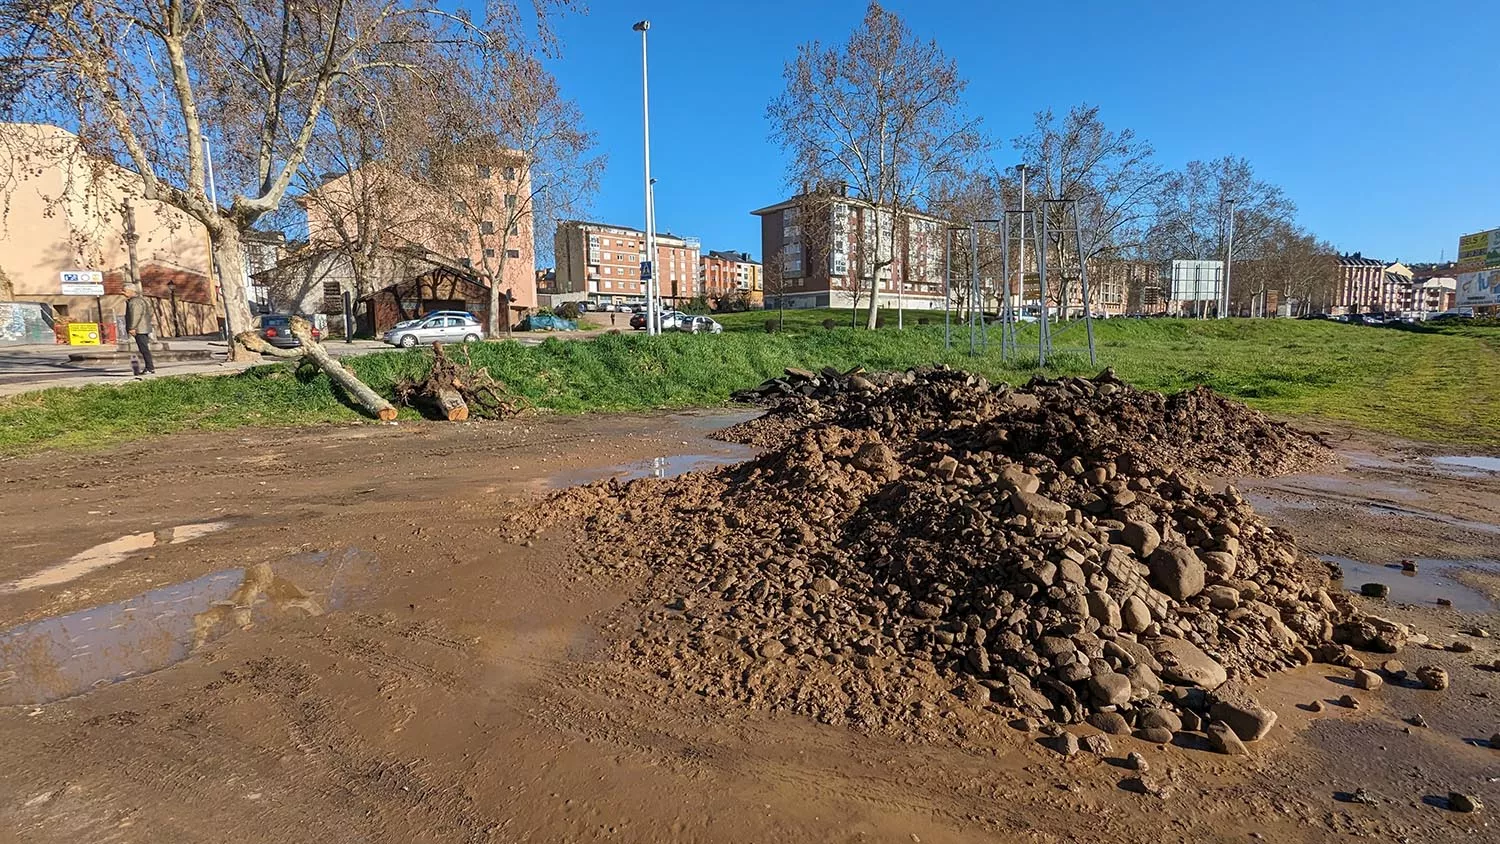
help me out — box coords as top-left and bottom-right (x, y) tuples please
(918, 317), (931, 326)
(764, 319), (779, 333)
(555, 301), (581, 320)
(822, 318), (836, 330)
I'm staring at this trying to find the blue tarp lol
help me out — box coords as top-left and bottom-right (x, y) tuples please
(524, 314), (577, 331)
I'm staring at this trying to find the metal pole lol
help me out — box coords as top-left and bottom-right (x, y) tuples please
(203, 139), (232, 342)
(1222, 198), (1237, 318)
(1016, 165), (1027, 327)
(944, 228), (952, 350)
(634, 21), (656, 335)
(969, 222), (979, 356)
(1038, 209), (1050, 366)
(1001, 213), (1011, 361)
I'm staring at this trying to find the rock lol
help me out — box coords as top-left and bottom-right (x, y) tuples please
(1134, 727), (1174, 744)
(1209, 696), (1278, 742)
(1124, 751), (1149, 772)
(1206, 721), (1248, 755)
(1202, 584), (1241, 610)
(1086, 590), (1122, 629)
(1490, 733), (1500, 749)
(850, 442), (901, 481)
(1080, 734), (1112, 756)
(1308, 699), (1326, 712)
(1148, 544), (1206, 601)
(1047, 732), (1080, 757)
(934, 455), (960, 479)
(999, 465), (1041, 494)
(1089, 672), (1132, 706)
(1120, 520), (1161, 558)
(1353, 669), (1383, 691)
(1447, 640), (1475, 654)
(1349, 788), (1378, 805)
(1406, 714), (1428, 728)
(1012, 491), (1069, 524)
(1058, 559), (1087, 588)
(1436, 598), (1453, 607)
(811, 576), (839, 595)
(759, 640), (785, 658)
(1360, 583), (1390, 599)
(1121, 596), (1152, 633)
(1381, 659), (1405, 677)
(1334, 616), (1409, 653)
(1152, 637), (1228, 689)
(1400, 559), (1418, 572)
(1416, 666), (1449, 691)
(1448, 792), (1482, 813)
(1136, 708), (1183, 733)
(1338, 694), (1360, 709)
(1086, 711), (1131, 735)
(1200, 551), (1237, 578)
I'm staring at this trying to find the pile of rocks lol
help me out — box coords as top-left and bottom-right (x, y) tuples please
(520, 367), (1384, 749)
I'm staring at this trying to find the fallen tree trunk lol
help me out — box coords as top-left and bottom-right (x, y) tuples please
(235, 319), (398, 422)
(394, 342), (524, 420)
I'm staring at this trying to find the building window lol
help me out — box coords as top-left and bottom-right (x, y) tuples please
(504, 166), (516, 180)
(480, 221), (495, 235)
(478, 165), (492, 178)
(505, 194), (517, 209)
(604, 267), (612, 274)
(453, 200), (468, 214)
(484, 248), (495, 258)
(509, 224), (518, 236)
(507, 249), (520, 259)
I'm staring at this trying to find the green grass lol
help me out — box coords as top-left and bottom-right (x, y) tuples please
(3, 315), (1499, 456)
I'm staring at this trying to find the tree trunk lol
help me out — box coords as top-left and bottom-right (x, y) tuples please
(235, 321), (397, 421)
(213, 227), (258, 362)
(426, 388), (470, 421)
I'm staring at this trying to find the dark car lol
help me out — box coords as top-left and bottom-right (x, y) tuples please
(259, 314), (322, 349)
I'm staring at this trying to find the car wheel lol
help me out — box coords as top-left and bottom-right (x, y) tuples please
(463, 333), (480, 343)
(400, 334), (418, 348)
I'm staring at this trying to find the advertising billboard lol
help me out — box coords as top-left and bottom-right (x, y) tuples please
(1457, 228), (1500, 270)
(1169, 259), (1223, 301)
(1457, 269), (1500, 307)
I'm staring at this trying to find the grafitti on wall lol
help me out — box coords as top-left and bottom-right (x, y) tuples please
(0, 302), (55, 345)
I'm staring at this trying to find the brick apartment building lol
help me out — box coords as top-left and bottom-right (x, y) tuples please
(700, 250), (763, 307)
(553, 221), (701, 306)
(1331, 253), (1388, 314)
(752, 193), (947, 310)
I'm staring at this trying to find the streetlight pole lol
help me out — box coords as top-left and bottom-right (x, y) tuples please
(1222, 198), (1237, 319)
(633, 20), (657, 336)
(1015, 164), (1027, 325)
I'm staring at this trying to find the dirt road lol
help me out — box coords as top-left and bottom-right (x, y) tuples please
(1, 412), (1496, 842)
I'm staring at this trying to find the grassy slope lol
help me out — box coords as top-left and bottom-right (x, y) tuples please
(2, 315), (1497, 456)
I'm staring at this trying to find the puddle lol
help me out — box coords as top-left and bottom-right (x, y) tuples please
(534, 444), (759, 491)
(0, 548), (376, 706)
(669, 409), (762, 432)
(1245, 493), (1500, 537)
(1431, 455), (1500, 476)
(1324, 555), (1497, 612)
(0, 522), (230, 594)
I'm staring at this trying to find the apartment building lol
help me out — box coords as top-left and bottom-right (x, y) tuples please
(752, 193), (947, 310)
(0, 122), (218, 337)
(303, 150), (537, 314)
(553, 221), (701, 305)
(700, 250), (763, 306)
(1329, 253), (1389, 314)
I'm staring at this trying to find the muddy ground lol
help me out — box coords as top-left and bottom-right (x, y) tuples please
(0, 412), (1496, 843)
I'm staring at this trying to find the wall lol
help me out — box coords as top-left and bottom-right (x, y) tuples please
(0, 301), (54, 345)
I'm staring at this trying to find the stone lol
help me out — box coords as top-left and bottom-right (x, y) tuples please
(1206, 721), (1248, 756)
(1086, 590), (1122, 629)
(1080, 734), (1112, 756)
(1360, 583), (1390, 599)
(1309, 700), (1326, 712)
(1148, 544), (1206, 601)
(1058, 559), (1087, 587)
(1354, 669), (1383, 691)
(1338, 694), (1360, 709)
(850, 442), (901, 481)
(1121, 520), (1161, 558)
(811, 576), (839, 595)
(1012, 491), (1069, 524)
(1121, 595), (1152, 633)
(1201, 551), (1237, 578)
(935, 455), (960, 479)
(1381, 659), (1405, 677)
(1490, 733), (1500, 749)
(1124, 751), (1149, 772)
(1048, 732), (1080, 757)
(1086, 712), (1131, 735)
(1089, 672), (1132, 706)
(1448, 792), (1482, 813)
(1202, 584), (1241, 610)
(999, 465), (1041, 494)
(1210, 696), (1278, 742)
(1134, 727), (1174, 744)
(1136, 708), (1183, 733)
(1447, 640), (1475, 654)
(1179, 710), (1202, 732)
(1333, 616), (1409, 653)
(759, 640), (785, 658)
(1152, 637), (1228, 689)
(1416, 665), (1449, 691)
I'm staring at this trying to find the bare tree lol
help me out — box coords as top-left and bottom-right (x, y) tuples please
(1147, 156), (1295, 264)
(1013, 105), (1161, 318)
(767, 1), (983, 329)
(1232, 223), (1336, 316)
(1, 0), (564, 359)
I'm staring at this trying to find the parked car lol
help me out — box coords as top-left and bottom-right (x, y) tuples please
(629, 309), (686, 330)
(382, 313), (485, 348)
(679, 315), (723, 334)
(259, 313), (322, 349)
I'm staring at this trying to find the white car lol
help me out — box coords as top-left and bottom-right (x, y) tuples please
(678, 315), (723, 334)
(383, 312), (485, 348)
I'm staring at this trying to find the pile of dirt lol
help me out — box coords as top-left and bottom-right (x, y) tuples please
(518, 368), (1391, 746)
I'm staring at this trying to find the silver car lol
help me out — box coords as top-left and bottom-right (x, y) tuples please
(383, 312), (485, 348)
(678, 315), (723, 334)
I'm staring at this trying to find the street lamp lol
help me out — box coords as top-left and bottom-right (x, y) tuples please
(633, 20), (658, 335)
(1222, 198), (1237, 318)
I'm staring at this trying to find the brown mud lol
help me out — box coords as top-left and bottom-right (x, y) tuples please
(1, 409), (1496, 843)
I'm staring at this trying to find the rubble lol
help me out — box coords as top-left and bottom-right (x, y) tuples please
(518, 366), (1384, 743)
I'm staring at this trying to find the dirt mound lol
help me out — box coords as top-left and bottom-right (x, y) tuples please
(519, 368), (1385, 745)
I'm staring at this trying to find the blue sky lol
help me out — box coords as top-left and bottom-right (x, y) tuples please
(543, 1), (1498, 265)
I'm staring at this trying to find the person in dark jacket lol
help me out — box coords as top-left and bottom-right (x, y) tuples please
(123, 284), (156, 375)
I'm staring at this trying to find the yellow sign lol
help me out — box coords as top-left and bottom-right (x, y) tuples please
(1457, 228), (1500, 269)
(67, 322), (101, 345)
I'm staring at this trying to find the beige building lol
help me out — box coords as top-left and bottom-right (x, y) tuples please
(554, 221), (701, 305)
(302, 151), (537, 315)
(0, 123), (218, 337)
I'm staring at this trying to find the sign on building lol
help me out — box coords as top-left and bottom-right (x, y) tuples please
(67, 322), (102, 345)
(60, 270), (105, 297)
(1458, 228), (1500, 270)
(1457, 269), (1499, 307)
(1169, 260), (1223, 301)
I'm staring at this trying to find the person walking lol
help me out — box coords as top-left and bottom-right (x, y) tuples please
(123, 284), (156, 376)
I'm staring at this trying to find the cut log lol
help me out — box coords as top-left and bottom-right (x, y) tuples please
(428, 388), (470, 422)
(234, 319), (397, 422)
